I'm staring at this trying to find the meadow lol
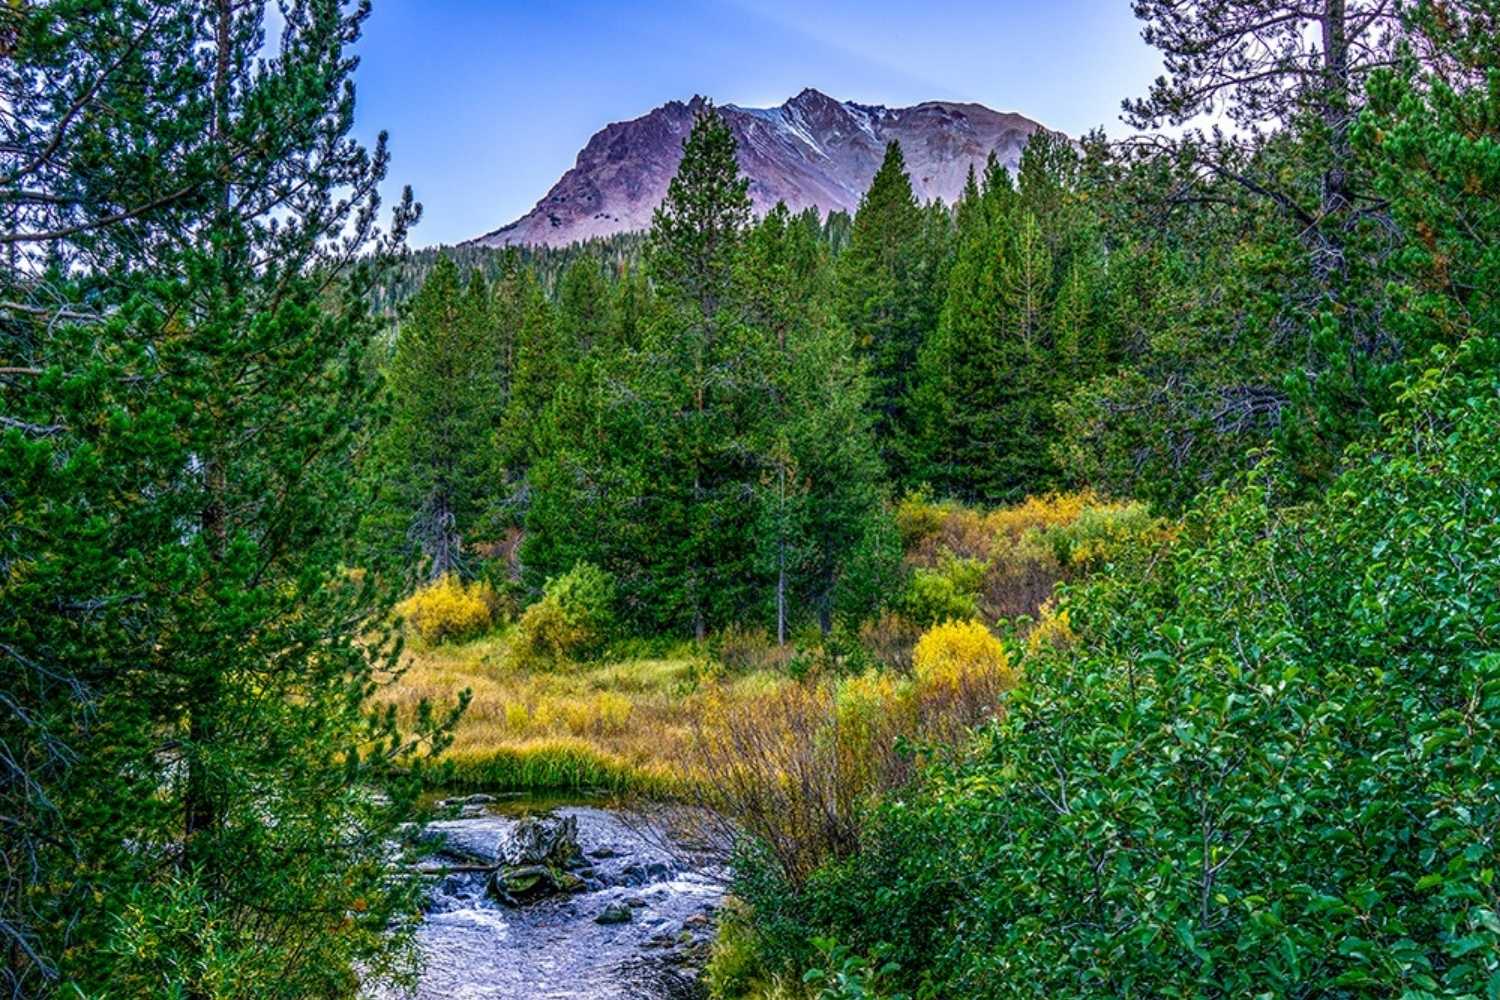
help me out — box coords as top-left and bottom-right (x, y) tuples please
(381, 633), (787, 794)
(379, 490), (1163, 810)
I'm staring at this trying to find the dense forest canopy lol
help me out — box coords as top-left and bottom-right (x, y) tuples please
(3, 0), (1500, 998)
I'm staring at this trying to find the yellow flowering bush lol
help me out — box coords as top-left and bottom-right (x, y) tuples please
(396, 574), (498, 644)
(913, 619), (1015, 695)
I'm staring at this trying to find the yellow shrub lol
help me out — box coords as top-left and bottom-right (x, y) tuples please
(510, 594), (587, 669)
(984, 491), (1094, 540)
(396, 575), (498, 644)
(1033, 499), (1172, 570)
(913, 619), (1015, 694)
(503, 701), (531, 732)
(592, 691), (632, 732)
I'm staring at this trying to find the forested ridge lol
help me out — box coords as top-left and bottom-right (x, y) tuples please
(3, 1), (1500, 998)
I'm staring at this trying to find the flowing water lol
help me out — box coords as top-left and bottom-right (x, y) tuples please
(389, 798), (725, 1000)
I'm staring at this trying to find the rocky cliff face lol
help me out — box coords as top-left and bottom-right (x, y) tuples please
(468, 89), (1058, 248)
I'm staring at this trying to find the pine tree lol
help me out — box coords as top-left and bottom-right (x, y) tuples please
(912, 140), (1107, 502)
(735, 204), (888, 639)
(556, 255), (618, 356)
(497, 270), (562, 476)
(646, 101), (751, 323)
(380, 255), (502, 579)
(837, 141), (938, 486)
(644, 104), (757, 638)
(0, 3), (453, 994)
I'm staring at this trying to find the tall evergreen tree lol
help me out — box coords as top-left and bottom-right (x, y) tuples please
(735, 204), (888, 639)
(837, 141), (940, 485)
(912, 140), (1108, 502)
(641, 104), (757, 638)
(525, 114), (890, 638)
(496, 270), (562, 477)
(379, 255), (501, 579)
(556, 255), (618, 357)
(0, 2), (453, 995)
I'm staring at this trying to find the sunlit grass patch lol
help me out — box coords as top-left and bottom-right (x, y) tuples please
(443, 738), (678, 795)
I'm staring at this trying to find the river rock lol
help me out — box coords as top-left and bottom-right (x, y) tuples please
(594, 902), (633, 925)
(499, 813), (581, 868)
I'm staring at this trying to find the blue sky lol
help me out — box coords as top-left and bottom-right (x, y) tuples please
(346, 1), (1164, 247)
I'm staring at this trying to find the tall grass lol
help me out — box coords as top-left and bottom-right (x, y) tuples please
(444, 738), (678, 795)
(379, 632), (791, 795)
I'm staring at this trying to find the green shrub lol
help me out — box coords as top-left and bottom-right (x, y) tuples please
(735, 341), (1500, 997)
(897, 556), (984, 626)
(511, 561), (616, 668)
(705, 900), (776, 999)
(803, 939), (907, 1000)
(892, 488), (945, 550)
(1027, 497), (1165, 570)
(544, 560), (616, 641)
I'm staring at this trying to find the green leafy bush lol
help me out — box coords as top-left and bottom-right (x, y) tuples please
(897, 556), (984, 626)
(511, 562), (617, 667)
(733, 340), (1500, 997)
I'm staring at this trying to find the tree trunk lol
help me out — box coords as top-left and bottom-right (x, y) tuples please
(184, 0), (234, 869)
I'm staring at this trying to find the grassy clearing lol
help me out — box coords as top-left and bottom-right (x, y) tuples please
(382, 630), (792, 794)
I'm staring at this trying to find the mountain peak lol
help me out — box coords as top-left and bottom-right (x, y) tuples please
(468, 91), (1059, 248)
(785, 87), (839, 110)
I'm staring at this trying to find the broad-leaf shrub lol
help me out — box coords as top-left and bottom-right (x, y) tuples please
(898, 557), (984, 626)
(512, 561), (617, 667)
(397, 574), (499, 644)
(734, 340), (1500, 997)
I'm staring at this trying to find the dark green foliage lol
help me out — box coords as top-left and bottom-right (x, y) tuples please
(736, 204), (889, 637)
(376, 255), (503, 578)
(646, 102), (752, 321)
(0, 2), (459, 995)
(495, 269), (561, 475)
(737, 334), (1500, 997)
(370, 231), (649, 316)
(838, 141), (949, 486)
(912, 133), (1111, 503)
(524, 113), (890, 638)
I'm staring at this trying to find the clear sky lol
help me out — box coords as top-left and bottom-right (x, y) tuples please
(346, 1), (1165, 247)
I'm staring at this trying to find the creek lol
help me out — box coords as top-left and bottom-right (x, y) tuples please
(387, 796), (725, 1000)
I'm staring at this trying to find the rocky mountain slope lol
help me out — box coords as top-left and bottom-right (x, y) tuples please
(469, 89), (1058, 248)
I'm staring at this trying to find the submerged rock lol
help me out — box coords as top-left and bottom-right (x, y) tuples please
(595, 902), (633, 925)
(483, 814), (590, 906)
(488, 863), (585, 906)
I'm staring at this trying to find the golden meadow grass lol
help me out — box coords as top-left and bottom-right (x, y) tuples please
(379, 630), (795, 794)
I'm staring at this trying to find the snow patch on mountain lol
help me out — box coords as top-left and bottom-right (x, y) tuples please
(468, 89), (1060, 248)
